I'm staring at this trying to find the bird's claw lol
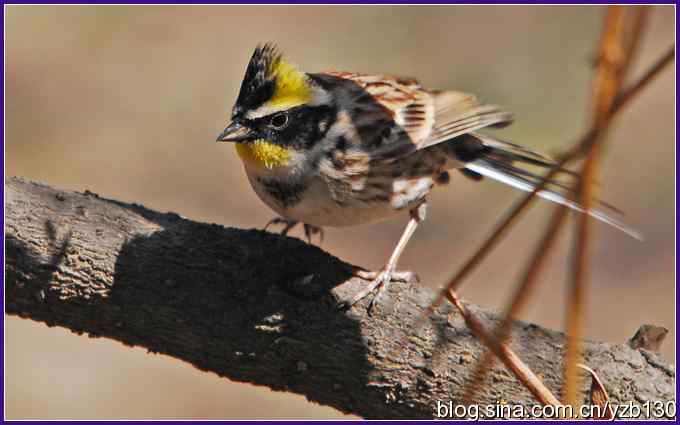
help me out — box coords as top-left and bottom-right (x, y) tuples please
(353, 269), (419, 284)
(303, 224), (324, 244)
(264, 218), (323, 244)
(264, 217), (298, 236)
(340, 267), (419, 314)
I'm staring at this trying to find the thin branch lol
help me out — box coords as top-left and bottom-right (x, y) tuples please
(463, 203), (570, 403)
(612, 45), (675, 113)
(423, 5), (673, 408)
(463, 15), (663, 389)
(618, 6), (649, 82)
(426, 9), (674, 328)
(446, 290), (561, 406)
(425, 160), (565, 314)
(564, 5), (629, 407)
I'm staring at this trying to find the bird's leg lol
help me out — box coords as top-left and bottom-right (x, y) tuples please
(345, 202), (427, 313)
(303, 224), (324, 245)
(264, 217), (298, 236)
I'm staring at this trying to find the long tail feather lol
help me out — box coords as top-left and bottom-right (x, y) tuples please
(463, 135), (642, 240)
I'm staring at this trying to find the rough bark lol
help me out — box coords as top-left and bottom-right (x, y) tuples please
(4, 177), (675, 419)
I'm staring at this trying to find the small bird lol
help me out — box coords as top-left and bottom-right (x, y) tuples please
(217, 44), (637, 311)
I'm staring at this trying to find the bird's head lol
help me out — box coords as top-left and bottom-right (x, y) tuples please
(217, 43), (332, 170)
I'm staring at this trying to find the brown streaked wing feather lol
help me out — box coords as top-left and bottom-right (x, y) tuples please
(324, 71), (435, 149)
(323, 72), (514, 158)
(422, 90), (514, 148)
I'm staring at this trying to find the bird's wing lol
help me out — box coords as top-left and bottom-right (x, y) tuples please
(323, 71), (434, 150)
(423, 90), (514, 148)
(319, 73), (639, 238)
(323, 72), (513, 156)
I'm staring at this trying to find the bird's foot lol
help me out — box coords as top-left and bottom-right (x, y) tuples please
(303, 224), (324, 245)
(264, 217), (298, 236)
(341, 267), (419, 314)
(264, 218), (323, 245)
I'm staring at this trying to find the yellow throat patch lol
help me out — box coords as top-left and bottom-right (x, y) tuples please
(236, 140), (291, 169)
(266, 59), (312, 110)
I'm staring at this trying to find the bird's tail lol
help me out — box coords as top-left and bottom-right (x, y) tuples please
(459, 132), (642, 240)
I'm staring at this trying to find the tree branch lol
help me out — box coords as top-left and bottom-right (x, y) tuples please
(4, 177), (675, 419)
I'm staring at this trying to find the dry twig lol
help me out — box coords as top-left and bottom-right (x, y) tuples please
(424, 5), (674, 407)
(463, 204), (570, 403)
(564, 5), (629, 407)
(446, 290), (561, 406)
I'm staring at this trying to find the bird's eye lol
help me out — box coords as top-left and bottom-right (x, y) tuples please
(270, 112), (289, 129)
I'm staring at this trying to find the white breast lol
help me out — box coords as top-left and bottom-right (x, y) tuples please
(246, 167), (402, 227)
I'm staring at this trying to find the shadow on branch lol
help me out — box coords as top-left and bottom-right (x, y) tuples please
(4, 177), (675, 419)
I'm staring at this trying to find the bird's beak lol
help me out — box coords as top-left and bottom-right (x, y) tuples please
(217, 121), (252, 142)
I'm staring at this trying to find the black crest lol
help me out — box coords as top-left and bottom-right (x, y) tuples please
(233, 43), (281, 116)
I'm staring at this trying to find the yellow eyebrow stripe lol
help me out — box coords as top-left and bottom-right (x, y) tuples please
(266, 59), (311, 110)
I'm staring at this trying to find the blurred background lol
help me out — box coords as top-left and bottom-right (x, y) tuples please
(4, 5), (675, 420)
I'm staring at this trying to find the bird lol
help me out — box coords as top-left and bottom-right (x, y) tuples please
(217, 43), (638, 312)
